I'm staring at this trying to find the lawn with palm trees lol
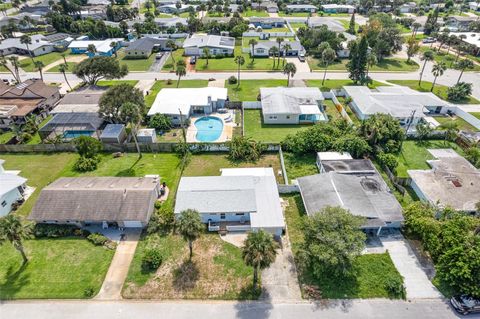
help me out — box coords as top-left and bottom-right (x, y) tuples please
(308, 57), (419, 72)
(18, 52), (69, 72)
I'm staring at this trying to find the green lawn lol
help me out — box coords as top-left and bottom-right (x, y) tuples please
(470, 112), (480, 120)
(337, 96), (361, 125)
(226, 79), (286, 101)
(19, 52), (68, 72)
(419, 47), (480, 71)
(162, 49), (185, 72)
(308, 57), (419, 72)
(45, 61), (76, 73)
(339, 19), (360, 32)
(145, 80), (209, 107)
(387, 80), (480, 104)
(279, 11), (312, 17)
(283, 152), (317, 183)
(242, 8), (268, 17)
(435, 116), (479, 132)
(394, 140), (463, 178)
(116, 49), (156, 71)
(244, 109), (312, 143)
(26, 115), (52, 145)
(323, 100), (342, 121)
(0, 131), (14, 144)
(0, 238), (114, 299)
(283, 194), (404, 299)
(290, 22), (306, 31)
(0, 3), (12, 9)
(306, 79), (386, 91)
(96, 80), (139, 87)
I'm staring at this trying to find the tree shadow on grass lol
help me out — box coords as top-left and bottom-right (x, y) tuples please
(115, 155), (142, 177)
(0, 263), (30, 299)
(172, 259), (199, 292)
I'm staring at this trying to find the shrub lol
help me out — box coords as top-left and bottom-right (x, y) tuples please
(377, 152), (398, 171)
(385, 276), (406, 299)
(73, 136), (102, 158)
(84, 287), (95, 298)
(87, 233), (109, 246)
(74, 156), (99, 172)
(228, 136), (266, 161)
(34, 224), (81, 238)
(228, 76), (237, 84)
(166, 79), (173, 85)
(447, 82), (472, 102)
(149, 113), (172, 132)
(142, 248), (163, 271)
(147, 206), (175, 235)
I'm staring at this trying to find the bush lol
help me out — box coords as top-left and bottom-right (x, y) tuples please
(147, 206), (175, 235)
(377, 152), (398, 171)
(73, 136), (102, 158)
(34, 224), (82, 238)
(142, 248), (163, 271)
(84, 287), (95, 298)
(149, 113), (172, 132)
(87, 233), (109, 246)
(74, 156), (99, 172)
(228, 136), (266, 161)
(228, 76), (237, 84)
(385, 276), (406, 299)
(447, 82), (472, 102)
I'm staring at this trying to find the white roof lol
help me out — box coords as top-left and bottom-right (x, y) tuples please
(322, 4), (354, 9)
(456, 32), (480, 48)
(0, 34), (52, 52)
(0, 160), (27, 197)
(317, 152), (353, 161)
(147, 87), (228, 116)
(183, 34), (235, 50)
(260, 87), (324, 115)
(68, 38), (123, 53)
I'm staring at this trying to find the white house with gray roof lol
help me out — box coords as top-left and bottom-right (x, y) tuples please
(251, 40), (304, 57)
(260, 87), (326, 124)
(0, 159), (27, 217)
(343, 86), (452, 128)
(175, 167), (285, 236)
(0, 34), (55, 57)
(286, 4), (317, 12)
(183, 34), (235, 56)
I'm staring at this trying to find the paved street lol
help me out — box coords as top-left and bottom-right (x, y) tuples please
(0, 299), (474, 319)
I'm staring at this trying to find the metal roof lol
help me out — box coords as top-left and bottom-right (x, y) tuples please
(260, 87), (324, 115)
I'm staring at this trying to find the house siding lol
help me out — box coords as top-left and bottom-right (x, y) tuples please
(0, 188), (23, 217)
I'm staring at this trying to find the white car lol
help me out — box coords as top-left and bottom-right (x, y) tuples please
(422, 37), (436, 44)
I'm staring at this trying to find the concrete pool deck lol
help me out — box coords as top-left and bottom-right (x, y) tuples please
(186, 111), (237, 143)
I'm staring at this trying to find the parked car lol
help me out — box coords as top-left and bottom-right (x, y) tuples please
(155, 53), (163, 60)
(451, 296), (480, 315)
(190, 56), (197, 64)
(298, 53), (306, 62)
(422, 37), (436, 44)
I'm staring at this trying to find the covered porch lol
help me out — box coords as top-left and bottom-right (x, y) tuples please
(208, 220), (251, 234)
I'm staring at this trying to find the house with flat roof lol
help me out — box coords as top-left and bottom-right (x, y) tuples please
(183, 34), (235, 56)
(0, 80), (60, 130)
(343, 86), (452, 129)
(147, 87), (228, 125)
(0, 34), (55, 57)
(29, 177), (161, 228)
(251, 40), (304, 57)
(154, 17), (188, 28)
(444, 16), (475, 31)
(286, 4), (317, 12)
(408, 149), (480, 212)
(455, 32), (480, 52)
(248, 17), (286, 29)
(398, 2), (417, 13)
(316, 151), (354, 171)
(0, 159), (27, 217)
(297, 153), (404, 233)
(158, 3), (196, 13)
(175, 167), (285, 236)
(260, 87), (326, 124)
(68, 38), (124, 57)
(321, 4), (355, 13)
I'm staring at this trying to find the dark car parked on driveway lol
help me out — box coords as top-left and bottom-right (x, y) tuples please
(451, 296), (480, 315)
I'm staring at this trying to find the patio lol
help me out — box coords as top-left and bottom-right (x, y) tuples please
(186, 111), (237, 143)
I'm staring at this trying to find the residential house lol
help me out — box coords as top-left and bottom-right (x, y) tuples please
(20, 5), (50, 15)
(307, 17), (346, 32)
(0, 34), (55, 57)
(469, 2), (480, 11)
(444, 16), (475, 31)
(175, 167), (285, 236)
(342, 86), (452, 129)
(250, 40), (304, 57)
(455, 32), (480, 55)
(0, 159), (27, 217)
(285, 4), (317, 13)
(29, 177), (161, 228)
(251, 1), (279, 13)
(337, 32), (357, 58)
(79, 5), (108, 19)
(183, 34), (235, 56)
(297, 152), (404, 233)
(398, 2), (417, 13)
(125, 37), (168, 58)
(408, 149), (480, 213)
(154, 17), (188, 28)
(147, 87), (228, 125)
(158, 3), (196, 13)
(0, 80), (61, 130)
(68, 38), (124, 56)
(260, 87), (327, 124)
(321, 4), (355, 14)
(248, 17), (286, 29)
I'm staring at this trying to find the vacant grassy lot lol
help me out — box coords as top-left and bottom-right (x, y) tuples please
(241, 8), (268, 17)
(282, 194), (404, 299)
(387, 80), (480, 104)
(46, 61), (76, 73)
(306, 79), (386, 91)
(419, 47), (480, 71)
(0, 238), (114, 299)
(308, 57), (419, 72)
(283, 152), (317, 182)
(123, 233), (257, 300)
(19, 52), (68, 72)
(183, 152), (284, 183)
(145, 80), (209, 107)
(290, 22), (306, 31)
(226, 79), (286, 101)
(244, 109), (312, 143)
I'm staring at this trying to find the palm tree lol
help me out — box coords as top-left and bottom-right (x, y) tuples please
(202, 47), (211, 66)
(366, 53), (377, 78)
(11, 124), (24, 143)
(34, 61), (44, 81)
(411, 22), (422, 37)
(242, 230), (277, 290)
(20, 35), (33, 63)
(439, 120), (459, 142)
(119, 102), (142, 157)
(0, 56), (19, 82)
(177, 209), (204, 260)
(418, 50), (434, 86)
(61, 52), (67, 64)
(234, 55), (245, 87)
(175, 61), (186, 88)
(269, 46), (279, 69)
(58, 63), (72, 90)
(431, 62), (446, 92)
(7, 56), (20, 83)
(282, 43), (291, 66)
(110, 41), (118, 58)
(166, 40), (176, 70)
(321, 48), (336, 85)
(276, 37), (284, 66)
(0, 214), (33, 265)
(456, 59), (474, 83)
(87, 44), (97, 57)
(248, 38), (258, 61)
(283, 62), (296, 86)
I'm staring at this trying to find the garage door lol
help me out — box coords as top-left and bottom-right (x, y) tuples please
(123, 221), (143, 228)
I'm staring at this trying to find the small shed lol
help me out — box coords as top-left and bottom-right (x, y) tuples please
(100, 124), (126, 144)
(137, 128), (157, 144)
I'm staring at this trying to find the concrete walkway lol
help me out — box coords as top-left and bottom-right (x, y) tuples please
(135, 80), (155, 95)
(95, 229), (141, 300)
(380, 234), (442, 300)
(44, 55), (87, 72)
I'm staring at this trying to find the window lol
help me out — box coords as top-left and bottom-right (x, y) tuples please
(235, 213), (245, 216)
(269, 115), (277, 120)
(1, 201), (6, 207)
(286, 115), (290, 119)
(220, 213), (226, 219)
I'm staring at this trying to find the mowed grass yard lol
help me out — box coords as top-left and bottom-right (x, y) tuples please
(283, 152), (318, 183)
(162, 49), (185, 72)
(306, 79), (386, 91)
(45, 61), (76, 73)
(145, 80), (209, 107)
(226, 79), (286, 101)
(18, 52), (69, 72)
(419, 47), (480, 71)
(241, 8), (268, 17)
(116, 49), (156, 71)
(283, 194), (404, 299)
(308, 57), (419, 72)
(387, 80), (480, 105)
(244, 109), (312, 143)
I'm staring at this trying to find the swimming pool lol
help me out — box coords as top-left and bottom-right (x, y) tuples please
(194, 116), (223, 142)
(63, 130), (94, 139)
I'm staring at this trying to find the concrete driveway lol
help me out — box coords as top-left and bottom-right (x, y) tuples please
(95, 229), (141, 300)
(380, 234), (442, 300)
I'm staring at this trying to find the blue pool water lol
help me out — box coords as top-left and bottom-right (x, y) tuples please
(195, 116), (223, 142)
(63, 130), (94, 139)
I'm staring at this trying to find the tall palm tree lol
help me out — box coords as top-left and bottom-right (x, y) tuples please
(234, 55), (245, 87)
(7, 56), (20, 83)
(87, 44), (97, 57)
(166, 40), (176, 70)
(242, 230), (277, 290)
(175, 62), (186, 88)
(0, 214), (33, 265)
(202, 47), (211, 66)
(248, 38), (258, 61)
(110, 41), (118, 58)
(269, 46), (279, 69)
(431, 62), (446, 92)
(283, 62), (296, 87)
(418, 50), (434, 86)
(0, 56), (18, 82)
(177, 209), (204, 260)
(456, 59), (474, 83)
(58, 63), (72, 90)
(282, 43), (291, 66)
(119, 102), (142, 157)
(61, 52), (67, 64)
(276, 37), (284, 66)
(411, 22), (422, 37)
(321, 48), (336, 85)
(34, 61), (44, 81)
(20, 35), (33, 63)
